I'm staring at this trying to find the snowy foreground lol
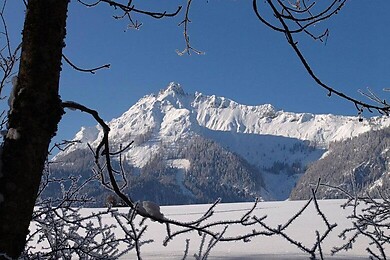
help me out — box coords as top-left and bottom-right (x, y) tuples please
(30, 200), (390, 260)
(60, 199), (383, 260)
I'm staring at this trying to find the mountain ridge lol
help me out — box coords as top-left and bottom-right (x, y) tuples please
(58, 82), (389, 158)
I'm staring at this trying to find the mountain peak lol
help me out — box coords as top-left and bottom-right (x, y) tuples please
(161, 82), (185, 96)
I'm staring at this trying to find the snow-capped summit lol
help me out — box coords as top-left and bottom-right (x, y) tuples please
(166, 82), (185, 95)
(158, 82), (186, 99)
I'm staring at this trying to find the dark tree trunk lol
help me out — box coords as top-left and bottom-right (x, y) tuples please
(0, 0), (69, 258)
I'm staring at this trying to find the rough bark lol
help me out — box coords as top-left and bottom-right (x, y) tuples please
(0, 0), (69, 258)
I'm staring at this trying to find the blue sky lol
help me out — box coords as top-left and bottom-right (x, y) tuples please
(5, 1), (390, 143)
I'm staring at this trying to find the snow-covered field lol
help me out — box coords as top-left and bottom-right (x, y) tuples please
(73, 199), (385, 259)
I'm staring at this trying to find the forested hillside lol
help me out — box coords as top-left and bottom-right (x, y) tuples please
(290, 127), (390, 199)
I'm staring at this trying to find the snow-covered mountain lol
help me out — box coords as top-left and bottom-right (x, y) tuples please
(50, 83), (390, 205)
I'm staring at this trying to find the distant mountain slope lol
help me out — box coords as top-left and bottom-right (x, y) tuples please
(48, 135), (269, 206)
(48, 83), (390, 205)
(290, 127), (390, 199)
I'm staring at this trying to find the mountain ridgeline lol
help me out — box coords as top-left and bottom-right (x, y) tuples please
(47, 83), (390, 206)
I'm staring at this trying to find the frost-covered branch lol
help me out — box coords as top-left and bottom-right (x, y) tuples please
(176, 0), (204, 56)
(24, 159), (145, 259)
(332, 191), (390, 259)
(313, 181), (390, 259)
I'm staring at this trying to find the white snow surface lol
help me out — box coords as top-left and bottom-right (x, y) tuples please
(124, 200), (387, 259)
(33, 199), (386, 259)
(167, 159), (194, 197)
(167, 158), (191, 170)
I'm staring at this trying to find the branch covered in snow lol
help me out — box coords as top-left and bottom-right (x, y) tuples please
(328, 186), (390, 260)
(24, 156), (152, 259)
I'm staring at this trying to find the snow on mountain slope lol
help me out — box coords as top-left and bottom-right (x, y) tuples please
(53, 82), (390, 201)
(155, 83), (386, 144)
(193, 91), (386, 147)
(58, 82), (389, 163)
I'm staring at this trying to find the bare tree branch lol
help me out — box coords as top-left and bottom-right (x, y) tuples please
(176, 0), (204, 56)
(62, 54), (110, 74)
(0, 0), (22, 96)
(76, 0), (102, 8)
(99, 0), (182, 19)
